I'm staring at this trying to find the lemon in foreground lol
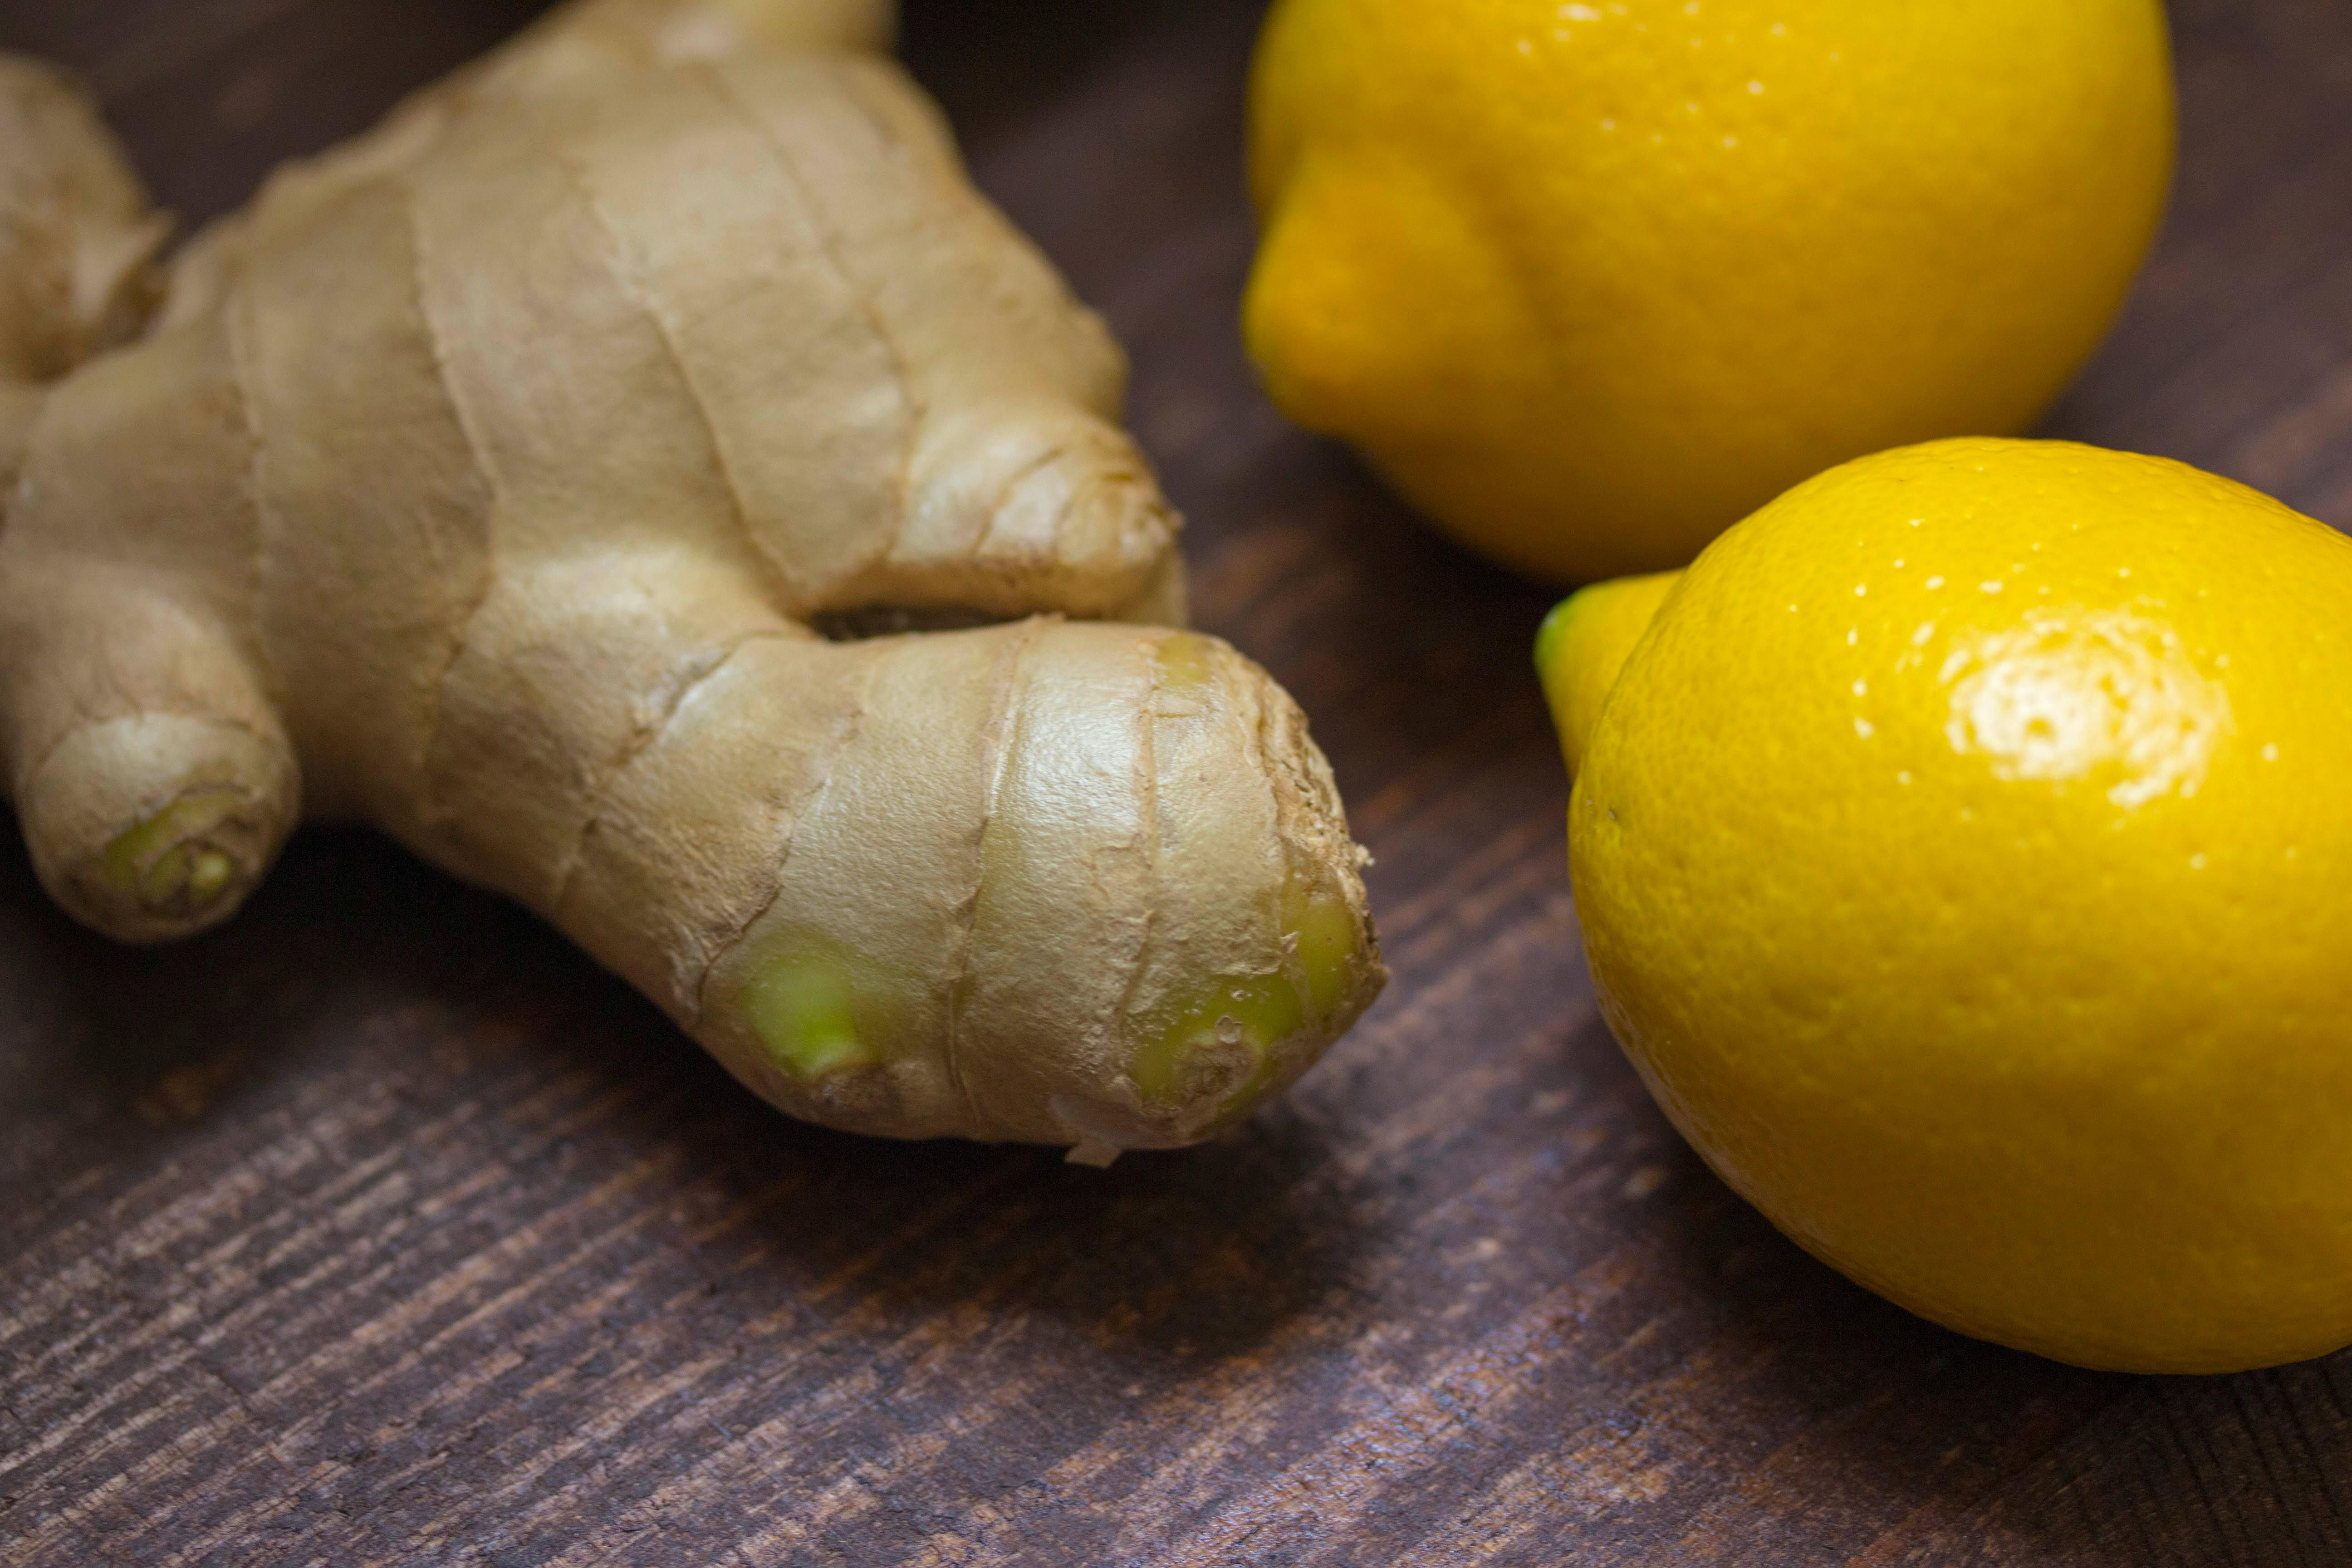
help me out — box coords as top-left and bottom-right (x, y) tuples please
(1540, 439), (2352, 1373)
(1247, 0), (2176, 582)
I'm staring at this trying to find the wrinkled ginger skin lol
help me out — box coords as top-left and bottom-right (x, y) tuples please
(0, 0), (1385, 1156)
(0, 56), (170, 488)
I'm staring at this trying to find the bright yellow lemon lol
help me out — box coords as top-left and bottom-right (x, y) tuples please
(1248, 0), (2177, 582)
(1542, 439), (2352, 1373)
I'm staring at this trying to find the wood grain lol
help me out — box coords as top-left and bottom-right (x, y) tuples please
(2, 0), (2350, 1563)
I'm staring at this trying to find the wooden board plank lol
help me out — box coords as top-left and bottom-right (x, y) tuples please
(0, 0), (2348, 1562)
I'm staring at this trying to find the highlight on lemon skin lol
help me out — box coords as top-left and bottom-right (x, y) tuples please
(1245, 0), (2177, 582)
(1557, 437), (2352, 1374)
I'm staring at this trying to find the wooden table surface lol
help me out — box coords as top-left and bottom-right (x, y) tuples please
(4, 1), (2351, 1563)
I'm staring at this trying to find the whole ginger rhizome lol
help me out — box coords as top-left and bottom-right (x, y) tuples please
(0, 0), (1384, 1161)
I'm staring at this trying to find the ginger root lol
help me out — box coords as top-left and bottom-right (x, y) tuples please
(0, 0), (1385, 1157)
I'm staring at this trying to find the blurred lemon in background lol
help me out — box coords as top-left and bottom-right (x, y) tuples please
(1542, 439), (2352, 1373)
(1247, 0), (2177, 582)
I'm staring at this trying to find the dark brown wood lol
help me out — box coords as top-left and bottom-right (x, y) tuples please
(3, 0), (2350, 1562)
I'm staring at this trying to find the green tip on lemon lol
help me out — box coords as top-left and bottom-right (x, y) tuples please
(1534, 571), (1682, 778)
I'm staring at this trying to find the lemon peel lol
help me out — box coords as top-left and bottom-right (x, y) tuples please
(1544, 439), (2352, 1373)
(1249, 0), (2177, 581)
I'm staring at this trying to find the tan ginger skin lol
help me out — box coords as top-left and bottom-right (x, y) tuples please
(0, 0), (1384, 1162)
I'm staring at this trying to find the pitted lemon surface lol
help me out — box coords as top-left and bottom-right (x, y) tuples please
(1247, 0), (2176, 583)
(1546, 439), (2352, 1373)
